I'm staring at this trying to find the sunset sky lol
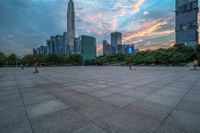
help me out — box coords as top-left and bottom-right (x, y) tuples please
(0, 0), (198, 56)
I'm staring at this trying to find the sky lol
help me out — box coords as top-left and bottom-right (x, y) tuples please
(0, 0), (197, 56)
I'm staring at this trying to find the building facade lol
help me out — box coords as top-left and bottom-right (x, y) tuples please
(111, 32), (122, 53)
(176, 0), (199, 46)
(80, 35), (96, 61)
(67, 0), (75, 54)
(74, 37), (81, 54)
(63, 32), (70, 55)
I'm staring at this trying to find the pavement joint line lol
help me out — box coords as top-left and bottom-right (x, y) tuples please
(13, 70), (35, 133)
(32, 75), (115, 133)
(2, 67), (200, 133)
(153, 73), (200, 133)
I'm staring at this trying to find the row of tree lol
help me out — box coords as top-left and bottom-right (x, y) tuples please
(1, 45), (200, 67)
(0, 53), (82, 67)
(85, 45), (200, 66)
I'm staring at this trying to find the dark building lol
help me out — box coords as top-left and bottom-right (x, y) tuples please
(63, 32), (70, 55)
(80, 35), (96, 61)
(111, 32), (122, 53)
(33, 48), (37, 55)
(103, 40), (109, 55)
(67, 0), (75, 54)
(176, 0), (199, 46)
(74, 37), (81, 54)
(117, 44), (135, 54)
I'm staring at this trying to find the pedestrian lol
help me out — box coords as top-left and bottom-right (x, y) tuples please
(33, 58), (39, 73)
(128, 62), (132, 70)
(193, 59), (198, 70)
(20, 64), (24, 70)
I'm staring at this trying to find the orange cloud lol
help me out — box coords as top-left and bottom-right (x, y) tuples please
(123, 19), (172, 42)
(84, 12), (105, 21)
(131, 0), (145, 14)
(139, 40), (175, 51)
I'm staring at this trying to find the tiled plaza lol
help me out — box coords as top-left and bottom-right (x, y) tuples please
(0, 66), (200, 133)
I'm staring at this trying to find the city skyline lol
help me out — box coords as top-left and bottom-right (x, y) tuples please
(0, 0), (200, 56)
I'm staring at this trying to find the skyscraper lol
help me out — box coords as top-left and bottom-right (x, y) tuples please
(111, 32), (122, 53)
(67, 0), (75, 54)
(63, 32), (70, 55)
(80, 35), (96, 61)
(176, 0), (199, 46)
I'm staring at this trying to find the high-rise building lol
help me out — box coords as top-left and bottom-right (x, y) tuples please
(46, 39), (51, 55)
(67, 0), (75, 54)
(74, 37), (81, 54)
(176, 0), (199, 46)
(80, 35), (96, 61)
(63, 32), (70, 55)
(55, 35), (64, 56)
(33, 48), (37, 55)
(125, 44), (135, 54)
(103, 40), (109, 55)
(50, 36), (56, 54)
(111, 32), (122, 53)
(39, 46), (47, 55)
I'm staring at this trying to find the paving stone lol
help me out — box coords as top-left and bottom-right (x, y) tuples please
(102, 94), (138, 108)
(96, 111), (160, 133)
(31, 109), (91, 133)
(79, 101), (120, 120)
(144, 95), (180, 107)
(73, 123), (107, 133)
(0, 122), (32, 133)
(1, 67), (200, 133)
(164, 110), (200, 133)
(27, 100), (69, 118)
(155, 124), (181, 133)
(175, 100), (200, 115)
(0, 97), (23, 111)
(126, 100), (172, 122)
(0, 107), (28, 128)
(89, 89), (115, 98)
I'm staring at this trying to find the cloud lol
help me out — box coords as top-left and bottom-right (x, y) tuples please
(123, 18), (173, 42)
(0, 0), (184, 56)
(131, 0), (145, 14)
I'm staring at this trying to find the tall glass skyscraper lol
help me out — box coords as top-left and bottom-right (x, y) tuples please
(111, 32), (122, 53)
(176, 0), (199, 46)
(67, 0), (75, 54)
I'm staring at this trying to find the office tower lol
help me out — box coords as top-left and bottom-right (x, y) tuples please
(55, 35), (64, 56)
(111, 32), (122, 53)
(39, 46), (47, 55)
(67, 0), (75, 54)
(125, 44), (135, 54)
(117, 45), (126, 54)
(50, 36), (56, 55)
(176, 0), (199, 46)
(80, 35), (96, 61)
(103, 40), (109, 55)
(33, 48), (37, 55)
(63, 32), (70, 55)
(46, 39), (51, 55)
(74, 37), (81, 54)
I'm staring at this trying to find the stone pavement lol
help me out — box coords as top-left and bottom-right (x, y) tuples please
(0, 66), (200, 133)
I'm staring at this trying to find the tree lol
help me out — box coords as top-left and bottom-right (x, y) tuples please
(0, 52), (6, 66)
(47, 54), (59, 65)
(143, 56), (156, 64)
(68, 55), (82, 65)
(22, 54), (34, 65)
(170, 53), (186, 65)
(7, 54), (17, 66)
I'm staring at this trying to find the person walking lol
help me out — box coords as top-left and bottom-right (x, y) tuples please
(193, 59), (198, 70)
(33, 58), (39, 73)
(128, 62), (132, 70)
